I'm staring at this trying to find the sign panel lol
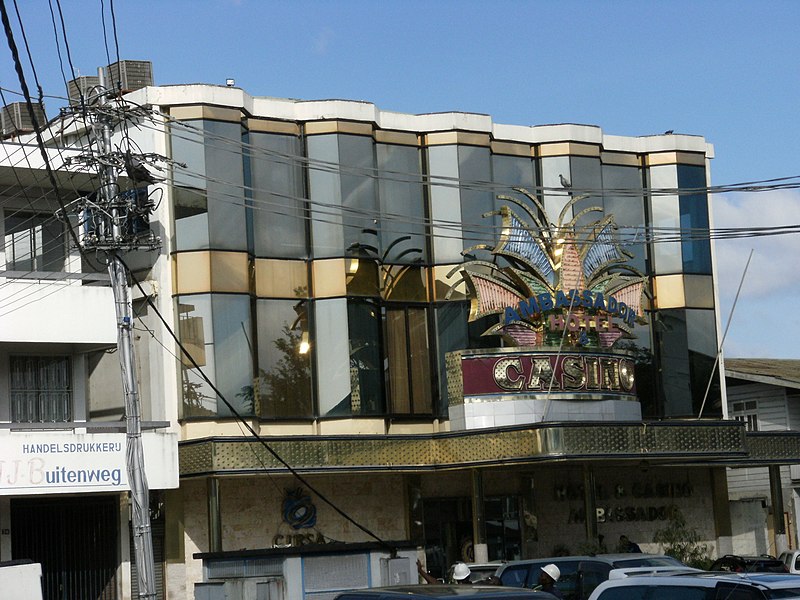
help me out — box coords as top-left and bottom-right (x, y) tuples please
(460, 349), (636, 399)
(0, 431), (178, 495)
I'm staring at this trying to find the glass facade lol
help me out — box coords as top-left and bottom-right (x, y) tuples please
(170, 118), (721, 421)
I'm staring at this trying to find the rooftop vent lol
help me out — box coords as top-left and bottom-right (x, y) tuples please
(1, 101), (46, 138)
(103, 60), (154, 95)
(67, 75), (101, 106)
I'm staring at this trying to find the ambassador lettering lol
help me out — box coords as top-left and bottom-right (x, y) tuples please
(503, 289), (636, 327)
(21, 442), (122, 454)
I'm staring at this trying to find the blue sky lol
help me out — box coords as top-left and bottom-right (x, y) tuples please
(1, 0), (798, 358)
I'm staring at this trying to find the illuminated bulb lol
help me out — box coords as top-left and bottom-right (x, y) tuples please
(348, 258), (360, 274)
(298, 331), (310, 354)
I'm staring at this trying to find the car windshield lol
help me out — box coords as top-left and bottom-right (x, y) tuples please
(611, 556), (684, 568)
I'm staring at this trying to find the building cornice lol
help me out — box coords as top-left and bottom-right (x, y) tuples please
(174, 420), (795, 478)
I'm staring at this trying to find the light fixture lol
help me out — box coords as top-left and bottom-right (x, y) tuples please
(298, 330), (310, 355)
(225, 78), (235, 87)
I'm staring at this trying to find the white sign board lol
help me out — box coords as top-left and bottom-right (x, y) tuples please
(0, 431), (178, 495)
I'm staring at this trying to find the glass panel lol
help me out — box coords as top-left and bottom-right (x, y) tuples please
(10, 356), (71, 422)
(570, 156), (604, 230)
(170, 119), (207, 190)
(255, 299), (313, 418)
(206, 121), (246, 251)
(179, 294), (253, 417)
(386, 308), (410, 413)
(427, 145), (463, 264)
(377, 144), (427, 263)
(655, 308), (692, 417)
(347, 299), (384, 415)
(540, 155), (572, 223)
(251, 132), (308, 258)
(4, 212), (65, 272)
(459, 145), (495, 260)
(687, 309), (721, 417)
(492, 155), (536, 190)
(648, 165), (682, 274)
(434, 302), (469, 417)
(408, 307), (433, 414)
(602, 164), (646, 273)
(307, 135), (343, 257)
(678, 165), (712, 274)
(173, 186), (208, 250)
(314, 298), (351, 416)
(340, 134), (379, 256)
(386, 306), (433, 415)
(345, 257), (380, 297)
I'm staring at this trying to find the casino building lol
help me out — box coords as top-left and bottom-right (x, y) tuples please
(46, 81), (800, 599)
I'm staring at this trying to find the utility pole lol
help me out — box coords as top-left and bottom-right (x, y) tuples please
(73, 68), (161, 600)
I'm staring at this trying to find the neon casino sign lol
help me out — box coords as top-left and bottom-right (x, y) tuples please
(449, 188), (648, 400)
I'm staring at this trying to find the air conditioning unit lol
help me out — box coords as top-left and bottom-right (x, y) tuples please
(67, 76), (100, 105)
(1, 101), (45, 137)
(103, 60), (154, 94)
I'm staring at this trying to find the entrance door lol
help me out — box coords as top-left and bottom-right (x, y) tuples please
(11, 495), (120, 600)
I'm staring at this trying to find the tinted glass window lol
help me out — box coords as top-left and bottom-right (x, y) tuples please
(677, 165), (712, 274)
(499, 564), (530, 587)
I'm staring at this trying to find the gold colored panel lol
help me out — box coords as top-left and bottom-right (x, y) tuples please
(304, 121), (374, 136)
(169, 105), (243, 123)
(601, 152), (641, 167)
(246, 119), (300, 135)
(646, 152), (706, 166)
(178, 420), (760, 477)
(433, 264), (468, 301)
(312, 258), (347, 297)
(490, 141), (532, 157)
(683, 275), (715, 309)
(424, 132), (491, 147)
(210, 252), (250, 293)
(653, 274), (685, 309)
(174, 252), (211, 294)
(446, 351), (465, 407)
(345, 259), (380, 297)
(382, 265), (429, 302)
(375, 130), (419, 146)
(539, 142), (600, 157)
(254, 259), (308, 298)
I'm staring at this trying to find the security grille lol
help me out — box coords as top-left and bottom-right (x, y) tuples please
(303, 553), (369, 600)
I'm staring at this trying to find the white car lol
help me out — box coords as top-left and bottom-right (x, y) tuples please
(588, 572), (800, 600)
(780, 550), (800, 575)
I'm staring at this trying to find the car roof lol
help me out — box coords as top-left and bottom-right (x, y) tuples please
(591, 572), (800, 594)
(498, 554), (680, 569)
(336, 585), (556, 599)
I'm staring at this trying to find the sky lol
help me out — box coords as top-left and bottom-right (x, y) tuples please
(0, 0), (798, 359)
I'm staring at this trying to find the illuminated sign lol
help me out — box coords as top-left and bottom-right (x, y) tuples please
(452, 189), (647, 348)
(460, 349), (636, 398)
(445, 189), (649, 413)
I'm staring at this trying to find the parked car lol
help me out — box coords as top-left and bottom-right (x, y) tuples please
(588, 572), (800, 600)
(496, 554), (687, 600)
(779, 550), (800, 574)
(710, 555), (788, 573)
(334, 585), (558, 600)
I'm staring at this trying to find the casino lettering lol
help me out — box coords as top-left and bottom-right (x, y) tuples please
(492, 354), (635, 393)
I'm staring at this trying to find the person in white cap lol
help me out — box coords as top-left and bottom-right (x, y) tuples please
(537, 564), (562, 599)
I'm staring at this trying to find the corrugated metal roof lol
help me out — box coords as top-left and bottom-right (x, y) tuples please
(725, 358), (800, 389)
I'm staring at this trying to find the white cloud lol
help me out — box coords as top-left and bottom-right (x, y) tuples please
(712, 189), (800, 359)
(712, 189), (800, 303)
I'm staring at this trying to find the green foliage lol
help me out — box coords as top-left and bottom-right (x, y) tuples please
(652, 507), (712, 569)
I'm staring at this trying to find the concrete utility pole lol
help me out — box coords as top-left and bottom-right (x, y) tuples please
(92, 67), (157, 600)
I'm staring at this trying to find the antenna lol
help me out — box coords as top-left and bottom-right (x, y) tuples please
(697, 248), (754, 419)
